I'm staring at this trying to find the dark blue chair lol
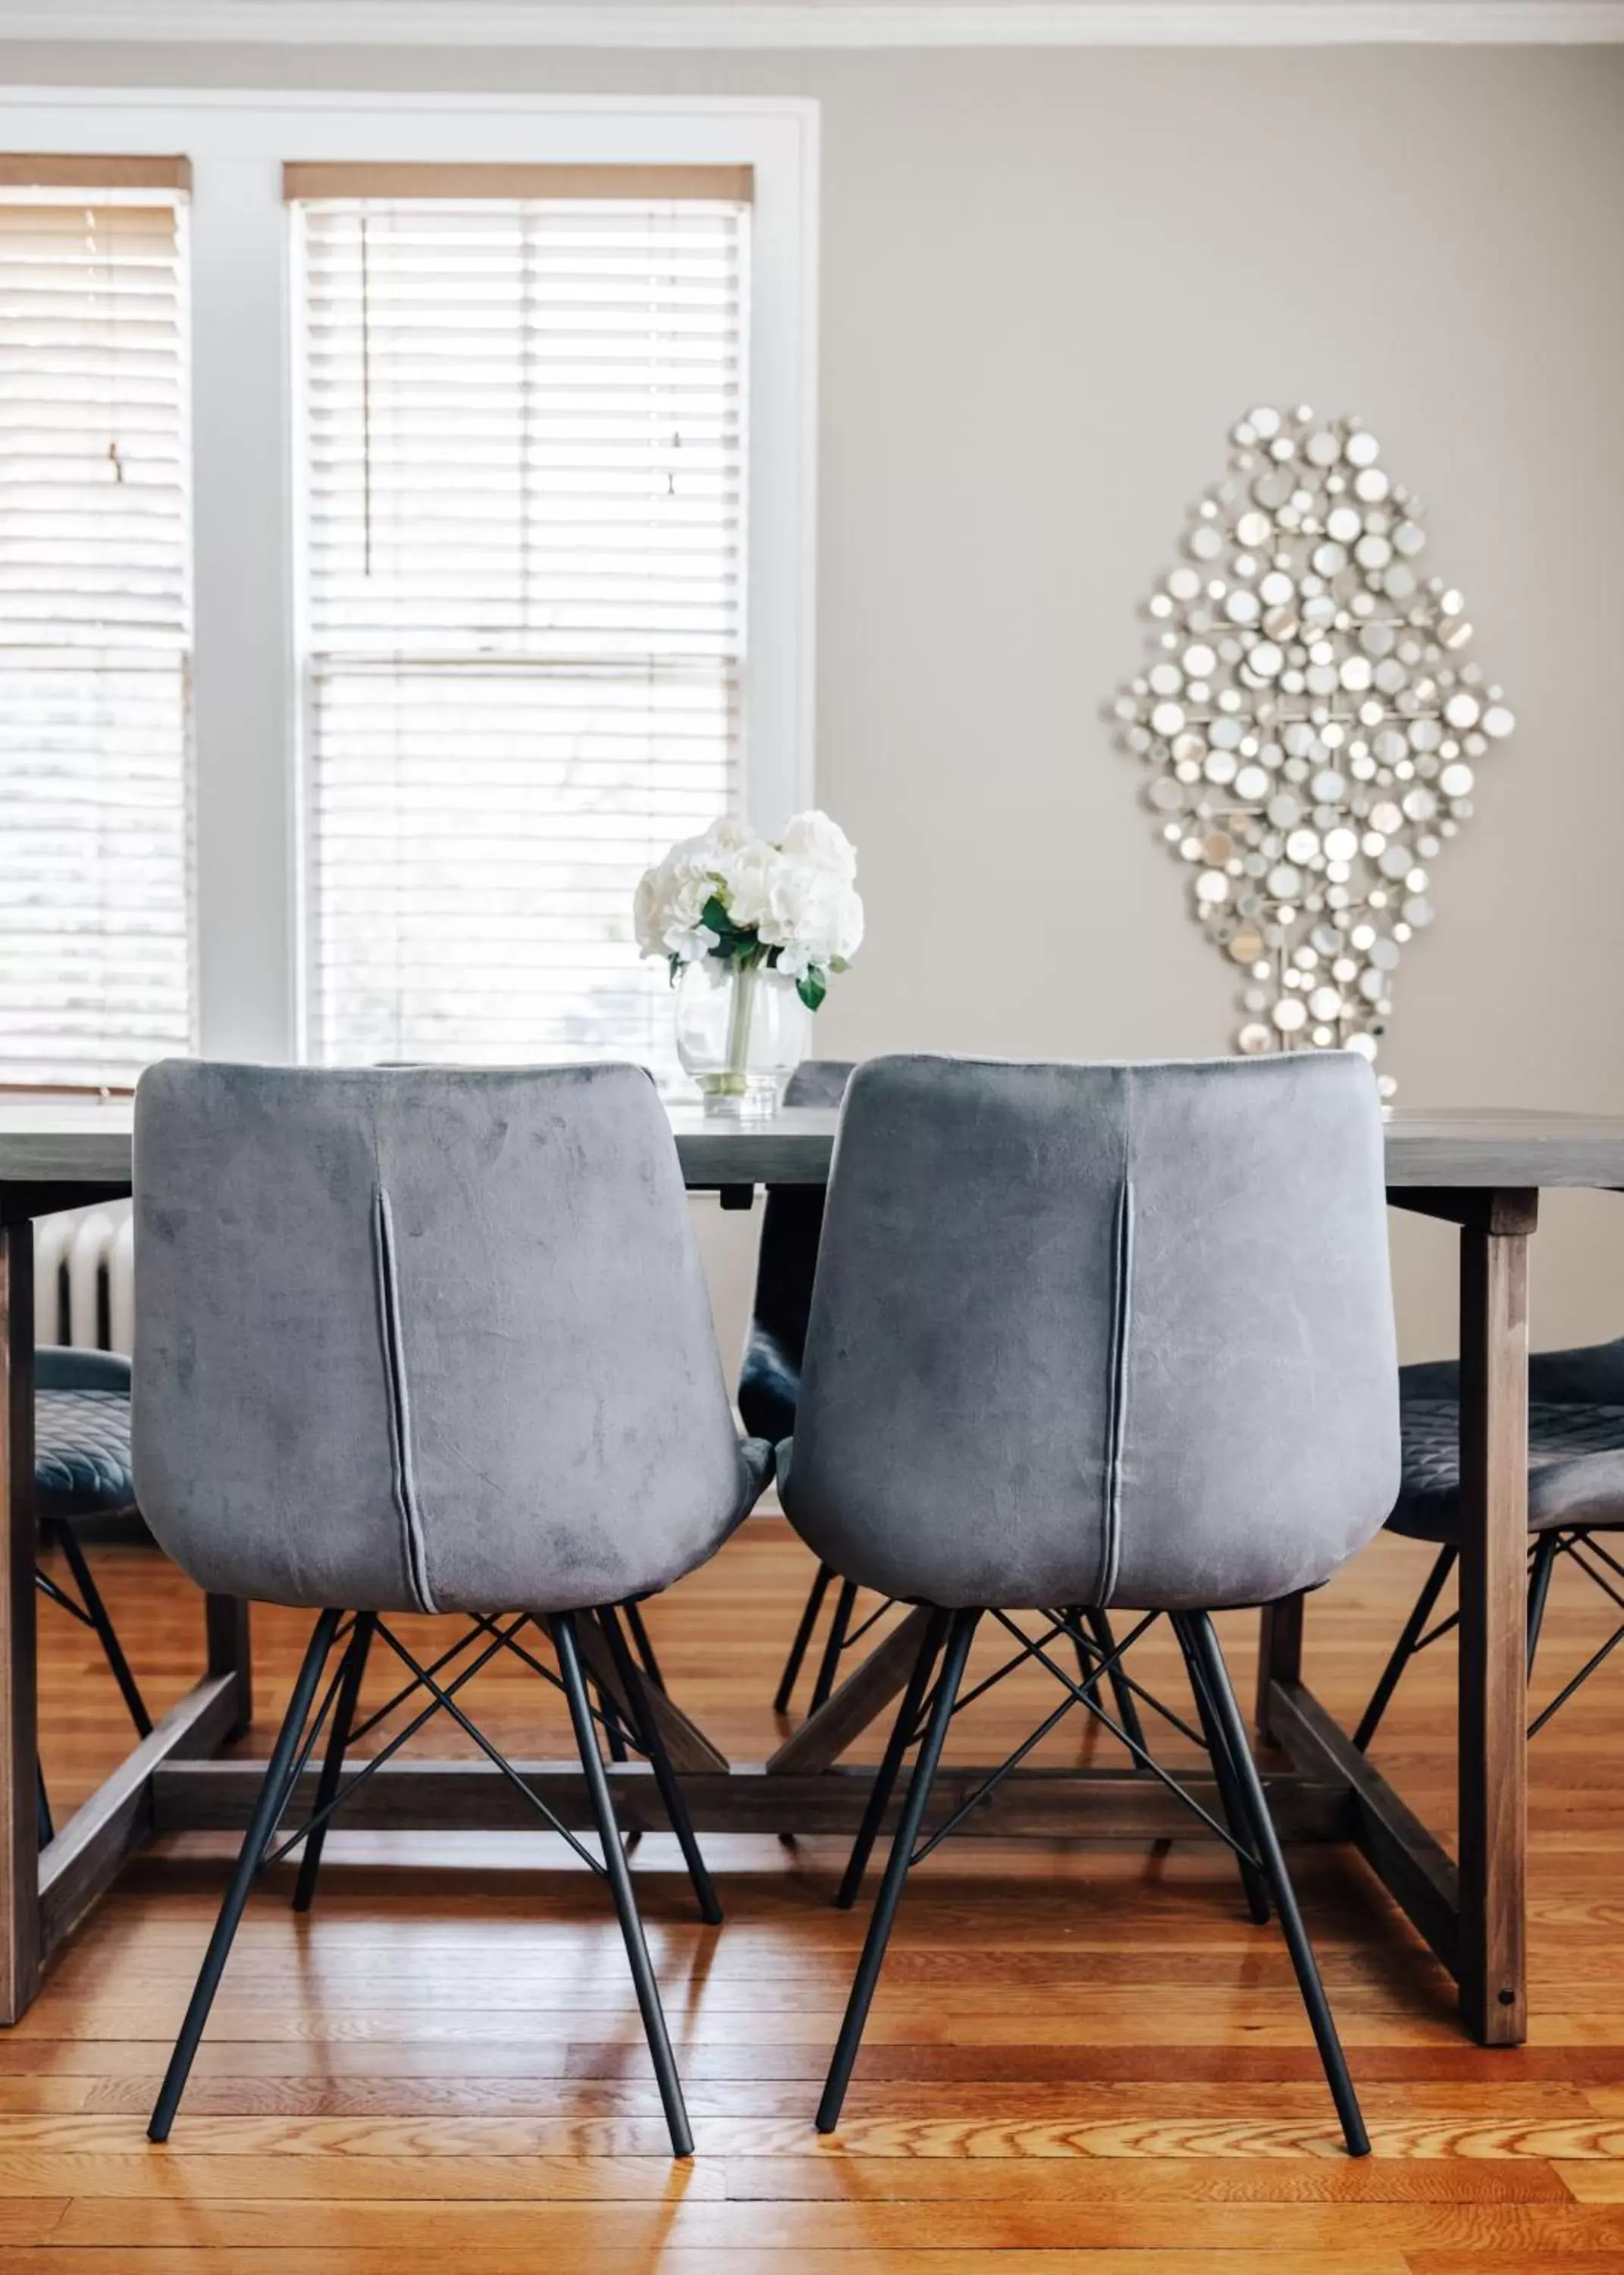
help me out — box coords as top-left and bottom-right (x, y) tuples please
(1356, 1338), (1624, 1749)
(34, 1346), (152, 1843)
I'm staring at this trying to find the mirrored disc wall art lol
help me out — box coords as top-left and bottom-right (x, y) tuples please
(1112, 406), (1513, 1095)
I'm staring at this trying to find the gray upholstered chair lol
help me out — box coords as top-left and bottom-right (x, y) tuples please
(133, 1060), (772, 2157)
(745, 1060), (1146, 1749)
(34, 1345), (152, 1843)
(779, 1051), (1399, 2156)
(1355, 1339), (1624, 1749)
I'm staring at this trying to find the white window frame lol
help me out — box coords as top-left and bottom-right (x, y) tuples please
(0, 89), (819, 1065)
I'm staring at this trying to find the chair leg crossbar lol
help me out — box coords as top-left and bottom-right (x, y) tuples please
(777, 1562), (1174, 1781)
(149, 1602), (706, 2157)
(1356, 1530), (1624, 1750)
(1528, 1533), (1624, 1738)
(817, 1604), (1368, 2158)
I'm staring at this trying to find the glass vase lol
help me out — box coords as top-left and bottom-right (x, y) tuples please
(674, 958), (808, 1120)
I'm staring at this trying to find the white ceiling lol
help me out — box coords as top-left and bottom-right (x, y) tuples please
(0, 0), (1619, 44)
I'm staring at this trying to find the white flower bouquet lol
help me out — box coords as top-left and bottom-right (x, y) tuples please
(634, 811), (864, 1013)
(635, 813), (864, 1114)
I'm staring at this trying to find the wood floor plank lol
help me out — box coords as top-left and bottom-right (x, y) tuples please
(1407, 2259), (1624, 2275)
(0, 2251), (1418, 2275)
(714, 2154), (1575, 2196)
(0, 2151), (716, 2201)
(1, 2091), (1604, 2147)
(0, 2213), (60, 2248)
(41, 2196), (1624, 2249)
(1549, 2163), (1624, 2201)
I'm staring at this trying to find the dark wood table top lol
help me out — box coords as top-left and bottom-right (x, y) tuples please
(2, 1097), (1622, 1196)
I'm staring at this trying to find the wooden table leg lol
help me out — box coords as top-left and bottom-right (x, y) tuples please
(205, 1596), (253, 1743)
(1456, 1189), (1535, 2044)
(0, 1222), (39, 2023)
(1255, 1591), (1304, 1745)
(765, 1606), (935, 1776)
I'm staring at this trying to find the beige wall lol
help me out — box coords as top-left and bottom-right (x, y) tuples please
(8, 38), (1622, 1365)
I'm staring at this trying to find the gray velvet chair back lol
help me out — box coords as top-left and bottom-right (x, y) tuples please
(783, 1052), (1399, 1612)
(133, 1062), (755, 1615)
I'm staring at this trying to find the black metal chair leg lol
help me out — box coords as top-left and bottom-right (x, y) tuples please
(292, 1612), (376, 1914)
(50, 1520), (152, 1738)
(1173, 1616), (1270, 1925)
(36, 1764), (52, 1849)
(807, 1574), (857, 1715)
(817, 1606), (979, 2135)
(1526, 1531), (1560, 1676)
(835, 1608), (948, 1911)
(598, 1606), (722, 1926)
(775, 1563), (833, 1716)
(551, 1611), (693, 2159)
(1352, 1543), (1457, 1753)
(1185, 1611), (1368, 2158)
(1080, 1607), (1146, 1759)
(622, 1599), (664, 1693)
(149, 1608), (343, 2143)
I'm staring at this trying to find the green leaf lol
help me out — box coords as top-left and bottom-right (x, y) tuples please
(796, 968), (828, 1014)
(698, 895), (762, 968)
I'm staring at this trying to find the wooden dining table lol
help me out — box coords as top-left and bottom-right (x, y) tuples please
(3, 1094), (1623, 2048)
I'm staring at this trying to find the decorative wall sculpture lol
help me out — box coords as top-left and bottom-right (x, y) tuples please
(1113, 406), (1513, 1094)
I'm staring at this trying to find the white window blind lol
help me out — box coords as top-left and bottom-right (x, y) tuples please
(294, 172), (749, 1079)
(0, 169), (193, 1088)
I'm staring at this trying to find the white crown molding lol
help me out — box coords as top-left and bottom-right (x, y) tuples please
(0, 2), (1619, 49)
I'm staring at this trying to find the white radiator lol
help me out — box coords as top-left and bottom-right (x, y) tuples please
(35, 1202), (133, 1354)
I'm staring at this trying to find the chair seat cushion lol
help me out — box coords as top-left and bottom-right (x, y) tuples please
(739, 1436), (776, 1502)
(738, 1329), (800, 1448)
(36, 1388), (137, 1520)
(1390, 1398), (1624, 1542)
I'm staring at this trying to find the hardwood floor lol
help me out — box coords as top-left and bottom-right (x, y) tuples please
(15, 1517), (1624, 2270)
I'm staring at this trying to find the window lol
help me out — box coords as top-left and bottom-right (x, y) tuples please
(0, 93), (816, 1077)
(0, 156), (193, 1087)
(290, 162), (751, 1081)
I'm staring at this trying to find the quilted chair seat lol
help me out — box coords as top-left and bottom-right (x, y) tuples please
(1392, 1398), (1624, 1542)
(36, 1393), (136, 1521)
(31, 1348), (152, 1788)
(1355, 1338), (1624, 1759)
(34, 1349), (138, 1523)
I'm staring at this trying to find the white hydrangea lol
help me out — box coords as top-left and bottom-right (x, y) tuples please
(779, 808), (858, 883)
(632, 816), (751, 961)
(634, 809), (864, 1004)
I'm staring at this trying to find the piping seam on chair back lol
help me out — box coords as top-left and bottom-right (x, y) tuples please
(372, 1184), (438, 1614)
(1099, 1175), (1133, 1605)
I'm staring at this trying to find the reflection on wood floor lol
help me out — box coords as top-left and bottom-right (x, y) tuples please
(17, 1516), (1624, 2269)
